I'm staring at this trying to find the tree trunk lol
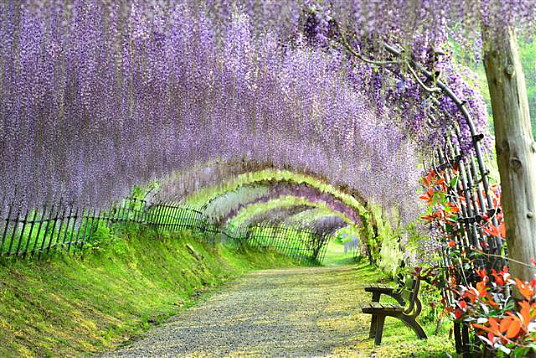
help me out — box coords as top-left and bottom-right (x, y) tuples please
(483, 27), (536, 282)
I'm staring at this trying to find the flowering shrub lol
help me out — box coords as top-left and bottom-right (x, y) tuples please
(461, 269), (536, 356)
(419, 168), (536, 355)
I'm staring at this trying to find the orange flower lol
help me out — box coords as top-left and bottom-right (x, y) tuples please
(504, 317), (521, 339)
(421, 170), (436, 187)
(476, 281), (488, 297)
(473, 317), (501, 339)
(446, 201), (460, 212)
(484, 223), (505, 239)
(515, 300), (536, 330)
(473, 315), (523, 343)
(422, 210), (444, 222)
(515, 279), (536, 301)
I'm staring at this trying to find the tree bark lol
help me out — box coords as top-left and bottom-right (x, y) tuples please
(483, 28), (536, 282)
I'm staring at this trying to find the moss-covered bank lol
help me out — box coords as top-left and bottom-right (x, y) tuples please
(0, 227), (298, 357)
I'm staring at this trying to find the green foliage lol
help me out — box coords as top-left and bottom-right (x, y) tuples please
(321, 240), (359, 266)
(519, 39), (536, 136)
(131, 181), (160, 200)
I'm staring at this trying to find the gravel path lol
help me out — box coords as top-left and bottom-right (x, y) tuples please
(102, 266), (370, 357)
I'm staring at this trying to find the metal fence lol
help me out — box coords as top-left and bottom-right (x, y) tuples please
(0, 197), (331, 264)
(223, 224), (330, 264)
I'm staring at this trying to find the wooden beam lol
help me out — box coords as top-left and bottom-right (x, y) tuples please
(483, 27), (536, 282)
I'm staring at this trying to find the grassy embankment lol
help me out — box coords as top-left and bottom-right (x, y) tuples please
(0, 226), (298, 357)
(0, 218), (456, 357)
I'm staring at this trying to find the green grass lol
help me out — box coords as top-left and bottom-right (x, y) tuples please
(322, 240), (358, 266)
(0, 224), (459, 357)
(0, 226), (299, 357)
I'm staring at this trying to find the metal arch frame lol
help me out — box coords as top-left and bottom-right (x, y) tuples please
(339, 33), (500, 253)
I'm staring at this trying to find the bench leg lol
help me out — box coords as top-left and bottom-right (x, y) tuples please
(369, 314), (377, 338)
(374, 314), (386, 346)
(399, 314), (427, 339)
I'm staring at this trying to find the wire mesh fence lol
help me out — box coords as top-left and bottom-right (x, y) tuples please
(0, 197), (331, 264)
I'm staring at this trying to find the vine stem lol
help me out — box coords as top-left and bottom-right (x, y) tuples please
(338, 29), (401, 66)
(406, 64), (442, 93)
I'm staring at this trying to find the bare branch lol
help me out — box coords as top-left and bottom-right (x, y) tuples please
(338, 30), (401, 66)
(407, 64), (442, 93)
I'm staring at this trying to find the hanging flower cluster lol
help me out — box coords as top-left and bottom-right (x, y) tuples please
(212, 181), (363, 227)
(0, 1), (422, 219)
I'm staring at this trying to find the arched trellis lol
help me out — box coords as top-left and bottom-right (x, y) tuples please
(155, 160), (370, 211)
(200, 180), (363, 226)
(224, 198), (354, 263)
(0, 2), (422, 269)
(167, 166), (385, 259)
(332, 28), (512, 354)
(227, 197), (355, 229)
(0, 2), (532, 355)
(0, 3), (521, 276)
(234, 204), (313, 226)
(154, 162), (382, 249)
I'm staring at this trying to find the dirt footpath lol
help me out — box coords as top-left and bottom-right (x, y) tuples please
(102, 266), (373, 357)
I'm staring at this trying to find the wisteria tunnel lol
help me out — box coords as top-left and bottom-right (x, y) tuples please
(1, 1), (536, 357)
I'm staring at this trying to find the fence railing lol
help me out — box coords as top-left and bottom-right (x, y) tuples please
(224, 224), (331, 264)
(0, 197), (331, 264)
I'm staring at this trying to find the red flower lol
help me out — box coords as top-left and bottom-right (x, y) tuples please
(419, 187), (435, 204)
(476, 269), (488, 281)
(484, 222), (506, 239)
(491, 266), (510, 286)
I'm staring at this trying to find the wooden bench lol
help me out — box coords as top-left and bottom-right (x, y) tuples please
(361, 277), (427, 345)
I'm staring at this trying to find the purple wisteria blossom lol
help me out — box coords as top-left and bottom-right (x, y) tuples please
(0, 1), (421, 220)
(1, 0), (517, 234)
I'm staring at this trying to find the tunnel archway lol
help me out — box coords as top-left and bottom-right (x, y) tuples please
(151, 164), (384, 261)
(222, 196), (359, 264)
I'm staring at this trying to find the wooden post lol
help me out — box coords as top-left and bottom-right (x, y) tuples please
(483, 27), (536, 282)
